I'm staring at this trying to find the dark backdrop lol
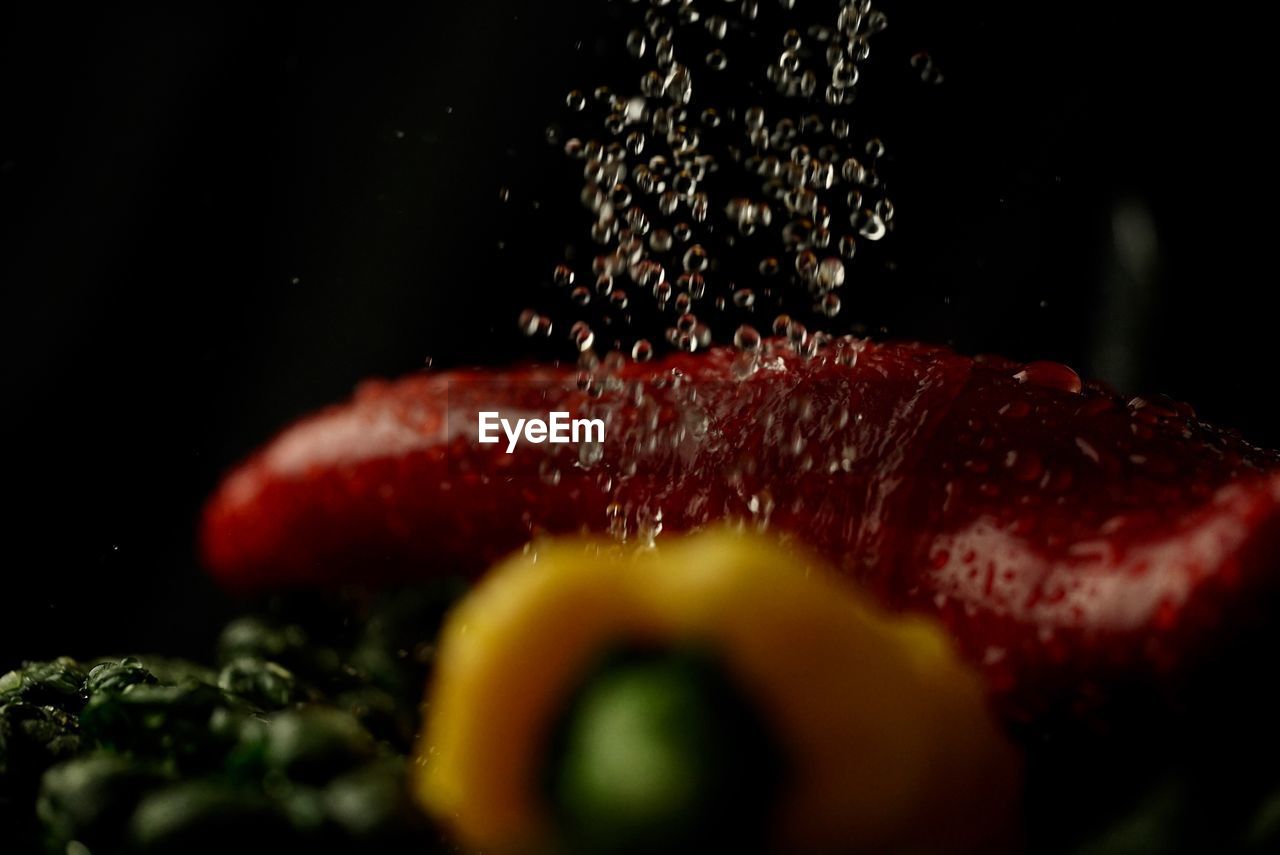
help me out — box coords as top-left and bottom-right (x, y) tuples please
(2, 2), (1275, 665)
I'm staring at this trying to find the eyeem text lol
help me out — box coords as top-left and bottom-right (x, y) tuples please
(477, 411), (605, 453)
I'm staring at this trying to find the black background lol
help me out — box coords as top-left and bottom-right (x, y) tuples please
(2, 2), (1275, 666)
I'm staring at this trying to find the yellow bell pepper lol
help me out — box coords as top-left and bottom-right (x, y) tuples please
(414, 529), (1020, 852)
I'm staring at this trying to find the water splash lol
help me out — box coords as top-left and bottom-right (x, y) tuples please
(521, 0), (901, 365)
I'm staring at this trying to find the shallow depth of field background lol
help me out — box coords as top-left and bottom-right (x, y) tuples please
(2, 1), (1275, 662)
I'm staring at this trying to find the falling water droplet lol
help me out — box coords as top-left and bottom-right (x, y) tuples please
(553, 264), (575, 287)
(632, 339), (654, 361)
(734, 324), (762, 351)
(570, 321), (595, 352)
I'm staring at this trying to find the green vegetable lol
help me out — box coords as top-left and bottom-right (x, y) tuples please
(129, 780), (295, 854)
(334, 685), (415, 749)
(38, 752), (168, 852)
(217, 658), (304, 711)
(217, 617), (346, 694)
(263, 707), (378, 785)
(0, 583), (476, 852)
(218, 617), (313, 670)
(544, 646), (783, 855)
(0, 658), (88, 711)
(79, 682), (247, 772)
(0, 702), (81, 789)
(85, 658), (158, 699)
(323, 757), (431, 845)
(349, 583), (463, 697)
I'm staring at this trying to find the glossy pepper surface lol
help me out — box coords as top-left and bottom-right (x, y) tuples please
(203, 338), (1280, 720)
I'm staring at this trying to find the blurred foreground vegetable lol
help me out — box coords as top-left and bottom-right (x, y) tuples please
(417, 529), (1020, 853)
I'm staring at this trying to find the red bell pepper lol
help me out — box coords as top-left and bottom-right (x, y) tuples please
(202, 339), (1280, 721)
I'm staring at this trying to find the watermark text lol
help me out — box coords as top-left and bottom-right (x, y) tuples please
(477, 411), (605, 453)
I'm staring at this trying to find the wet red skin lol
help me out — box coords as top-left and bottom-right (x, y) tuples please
(202, 338), (1280, 722)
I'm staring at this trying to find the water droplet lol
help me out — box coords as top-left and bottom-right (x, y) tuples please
(841, 157), (866, 184)
(553, 264), (575, 287)
(641, 70), (665, 98)
(831, 58), (859, 89)
(1007, 449), (1044, 482)
(632, 339), (654, 361)
(1014, 361), (1083, 395)
(626, 29), (647, 58)
(910, 51), (945, 84)
(624, 96), (648, 124)
(734, 324), (762, 351)
(655, 36), (675, 67)
(794, 249), (818, 280)
(816, 256), (845, 290)
(533, 0), (898, 360)
(690, 193), (709, 222)
(679, 272), (707, 298)
(610, 183), (633, 208)
(624, 207), (650, 235)
(570, 321), (595, 352)
(856, 209), (886, 240)
(682, 244), (709, 272)
(664, 63), (694, 104)
(670, 161), (700, 190)
(627, 337), (655, 363)
(998, 400), (1031, 419)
